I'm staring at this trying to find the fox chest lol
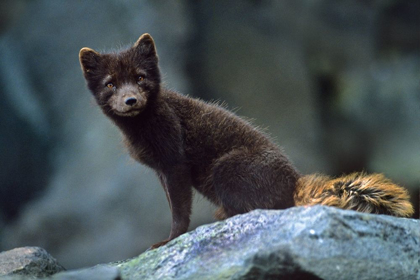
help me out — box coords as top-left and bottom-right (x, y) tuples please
(123, 134), (184, 170)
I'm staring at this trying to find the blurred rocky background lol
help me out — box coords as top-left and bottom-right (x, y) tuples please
(0, 0), (418, 269)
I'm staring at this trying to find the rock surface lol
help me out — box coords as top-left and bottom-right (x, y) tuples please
(51, 266), (121, 280)
(0, 265), (121, 280)
(4, 206), (417, 279)
(0, 247), (65, 278)
(117, 206), (420, 280)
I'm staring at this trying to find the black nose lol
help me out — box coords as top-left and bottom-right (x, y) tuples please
(125, 97), (137, 106)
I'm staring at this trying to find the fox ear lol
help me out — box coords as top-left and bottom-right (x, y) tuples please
(133, 33), (157, 58)
(79, 47), (101, 73)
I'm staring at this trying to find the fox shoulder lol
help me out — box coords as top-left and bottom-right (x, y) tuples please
(294, 172), (414, 217)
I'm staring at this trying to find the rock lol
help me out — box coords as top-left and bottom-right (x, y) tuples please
(50, 265), (121, 280)
(0, 248), (120, 280)
(118, 206), (419, 280)
(0, 266), (122, 280)
(0, 206), (418, 279)
(0, 246), (65, 278)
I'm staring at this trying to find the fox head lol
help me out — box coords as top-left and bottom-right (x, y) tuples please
(79, 33), (160, 117)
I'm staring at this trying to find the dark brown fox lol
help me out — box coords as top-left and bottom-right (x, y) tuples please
(79, 34), (414, 249)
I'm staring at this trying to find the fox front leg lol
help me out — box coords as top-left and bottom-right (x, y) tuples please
(151, 166), (193, 249)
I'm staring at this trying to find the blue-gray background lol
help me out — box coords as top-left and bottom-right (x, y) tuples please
(0, 0), (419, 269)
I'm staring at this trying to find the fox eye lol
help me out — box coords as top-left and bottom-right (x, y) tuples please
(106, 83), (114, 89)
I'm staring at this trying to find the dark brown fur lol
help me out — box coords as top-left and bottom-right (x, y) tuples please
(79, 34), (299, 248)
(79, 34), (413, 249)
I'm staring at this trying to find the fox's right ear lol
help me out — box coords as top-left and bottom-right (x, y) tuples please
(79, 47), (101, 74)
(133, 33), (157, 59)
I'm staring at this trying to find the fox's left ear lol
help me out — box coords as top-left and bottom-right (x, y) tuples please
(79, 47), (101, 74)
(133, 33), (157, 59)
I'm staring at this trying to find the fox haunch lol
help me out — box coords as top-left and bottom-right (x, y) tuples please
(79, 34), (413, 249)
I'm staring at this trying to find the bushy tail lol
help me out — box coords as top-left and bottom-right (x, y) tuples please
(294, 172), (414, 217)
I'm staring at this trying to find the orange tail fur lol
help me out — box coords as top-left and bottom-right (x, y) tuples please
(294, 172), (414, 217)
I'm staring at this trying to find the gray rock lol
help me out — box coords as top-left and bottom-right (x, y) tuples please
(0, 246), (65, 278)
(0, 252), (120, 280)
(1, 207), (418, 279)
(50, 265), (121, 280)
(118, 206), (420, 280)
(0, 269), (121, 280)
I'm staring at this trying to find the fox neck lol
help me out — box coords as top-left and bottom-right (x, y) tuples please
(108, 88), (182, 170)
(107, 87), (168, 143)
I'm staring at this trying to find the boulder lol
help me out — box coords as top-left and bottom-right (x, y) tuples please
(118, 206), (419, 279)
(0, 247), (65, 278)
(1, 206), (418, 279)
(51, 265), (121, 280)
